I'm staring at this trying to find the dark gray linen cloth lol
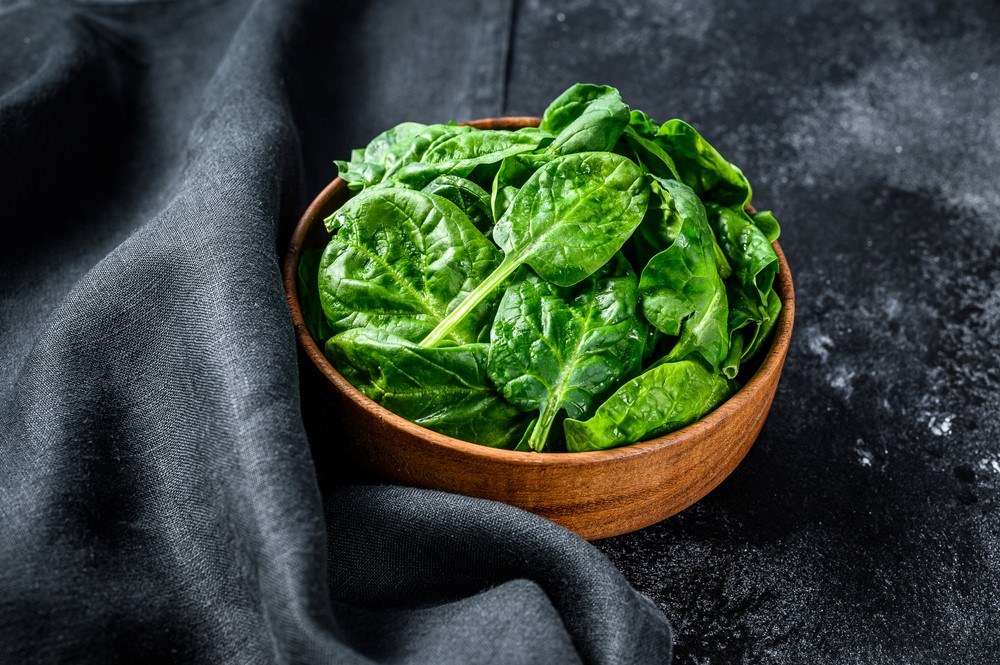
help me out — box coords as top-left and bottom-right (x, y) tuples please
(0, 1), (671, 663)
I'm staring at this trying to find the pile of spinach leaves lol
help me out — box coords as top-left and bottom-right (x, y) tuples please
(299, 83), (782, 452)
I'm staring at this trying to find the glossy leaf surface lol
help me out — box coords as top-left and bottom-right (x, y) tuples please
(488, 255), (645, 451)
(327, 328), (527, 447)
(319, 188), (499, 344)
(564, 360), (734, 451)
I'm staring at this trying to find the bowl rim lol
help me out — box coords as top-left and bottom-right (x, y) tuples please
(283, 116), (795, 468)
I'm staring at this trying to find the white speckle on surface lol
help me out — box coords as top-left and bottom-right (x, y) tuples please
(928, 415), (953, 436)
(556, 12), (566, 22)
(855, 440), (874, 468)
(894, 145), (903, 154)
(975, 456), (1000, 475)
(828, 366), (856, 399)
(807, 330), (834, 362)
(970, 72), (979, 81)
(883, 297), (902, 318)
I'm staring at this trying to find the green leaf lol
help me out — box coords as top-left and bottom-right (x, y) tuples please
(392, 128), (552, 189)
(363, 122), (429, 167)
(622, 110), (680, 180)
(721, 284), (782, 378)
(490, 152), (550, 221)
(628, 109), (660, 137)
(656, 119), (752, 208)
(707, 203), (778, 309)
(327, 328), (528, 448)
(332, 122), (435, 192)
(743, 286), (783, 362)
(422, 174), (494, 233)
(564, 360), (735, 451)
(297, 247), (335, 345)
(541, 83), (631, 154)
(370, 124), (477, 184)
(750, 209), (781, 243)
(639, 179), (730, 370)
(488, 255), (645, 451)
(334, 159), (385, 193)
(420, 151), (648, 347)
(319, 188), (500, 344)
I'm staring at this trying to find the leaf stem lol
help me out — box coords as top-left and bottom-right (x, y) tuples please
(527, 399), (561, 452)
(419, 255), (522, 348)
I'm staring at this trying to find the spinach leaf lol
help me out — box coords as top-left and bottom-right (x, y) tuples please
(707, 203), (778, 309)
(622, 111), (680, 180)
(750, 209), (781, 243)
(564, 360), (735, 451)
(721, 285), (782, 378)
(422, 174), (494, 233)
(333, 121), (440, 192)
(490, 153), (549, 221)
(656, 119), (752, 208)
(420, 151), (648, 348)
(742, 286), (783, 362)
(626, 176), (731, 281)
(362, 121), (429, 167)
(628, 109), (660, 137)
(333, 159), (385, 193)
(715, 201), (782, 378)
(327, 328), (528, 448)
(319, 188), (500, 344)
(540, 83), (630, 154)
(639, 178), (730, 370)
(297, 247), (335, 346)
(392, 128), (552, 188)
(488, 254), (645, 451)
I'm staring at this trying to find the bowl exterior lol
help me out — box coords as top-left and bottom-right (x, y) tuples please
(284, 118), (794, 540)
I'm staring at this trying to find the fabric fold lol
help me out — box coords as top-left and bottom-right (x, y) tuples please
(0, 1), (672, 663)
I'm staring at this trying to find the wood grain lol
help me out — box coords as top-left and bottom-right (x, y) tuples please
(282, 117), (795, 540)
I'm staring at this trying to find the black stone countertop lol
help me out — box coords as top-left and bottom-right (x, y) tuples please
(303, 1), (999, 661)
(500, 0), (1000, 661)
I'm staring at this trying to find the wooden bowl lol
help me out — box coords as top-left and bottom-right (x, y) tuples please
(283, 117), (795, 540)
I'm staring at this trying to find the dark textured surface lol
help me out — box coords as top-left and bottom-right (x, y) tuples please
(3, 0), (998, 662)
(502, 0), (1000, 661)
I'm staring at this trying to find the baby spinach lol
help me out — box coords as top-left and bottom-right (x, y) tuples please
(309, 82), (785, 451)
(318, 188), (499, 344)
(742, 287), (783, 362)
(490, 153), (548, 221)
(707, 203), (778, 310)
(488, 255), (645, 451)
(719, 285), (782, 379)
(419, 151), (648, 348)
(334, 122), (466, 191)
(327, 328), (528, 447)
(656, 119), (752, 208)
(392, 128), (552, 188)
(422, 174), (494, 233)
(564, 360), (735, 451)
(750, 209), (781, 243)
(622, 111), (680, 181)
(638, 179), (730, 370)
(540, 83), (630, 154)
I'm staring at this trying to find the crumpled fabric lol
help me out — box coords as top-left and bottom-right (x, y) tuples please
(0, 1), (672, 663)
